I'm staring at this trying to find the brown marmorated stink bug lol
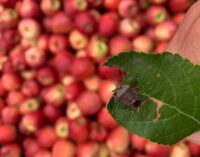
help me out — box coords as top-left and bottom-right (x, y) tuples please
(114, 83), (141, 108)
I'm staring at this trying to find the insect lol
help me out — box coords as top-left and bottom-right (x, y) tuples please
(114, 83), (141, 108)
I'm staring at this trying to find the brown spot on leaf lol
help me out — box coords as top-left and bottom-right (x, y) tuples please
(149, 97), (163, 122)
(156, 73), (160, 78)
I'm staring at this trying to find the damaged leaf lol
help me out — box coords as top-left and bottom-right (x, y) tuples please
(105, 52), (200, 145)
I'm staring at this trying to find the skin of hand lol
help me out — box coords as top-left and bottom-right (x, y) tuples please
(165, 0), (200, 145)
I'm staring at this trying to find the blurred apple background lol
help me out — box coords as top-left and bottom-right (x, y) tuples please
(0, 0), (198, 157)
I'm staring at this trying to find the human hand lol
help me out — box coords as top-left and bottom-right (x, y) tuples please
(165, 0), (200, 144)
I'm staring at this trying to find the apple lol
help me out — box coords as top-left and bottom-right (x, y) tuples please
(55, 117), (69, 139)
(109, 35), (132, 56)
(118, 0), (139, 18)
(0, 143), (21, 157)
(97, 107), (118, 129)
(132, 35), (154, 52)
(88, 0), (102, 8)
(40, 0), (61, 16)
(83, 75), (101, 91)
(131, 134), (148, 151)
(6, 91), (24, 106)
(119, 18), (141, 38)
(23, 138), (40, 157)
(170, 142), (190, 157)
(69, 30), (89, 50)
(70, 57), (95, 80)
(173, 13), (185, 25)
(66, 102), (81, 120)
(64, 0), (88, 17)
(154, 20), (177, 41)
(34, 149), (52, 157)
(0, 124), (17, 144)
(145, 141), (171, 157)
(98, 12), (119, 38)
(138, 0), (150, 10)
(20, 98), (40, 114)
(65, 81), (85, 101)
(52, 139), (76, 157)
(103, 0), (121, 11)
(25, 47), (46, 68)
(168, 0), (194, 13)
(106, 126), (130, 153)
(43, 105), (62, 123)
(37, 66), (56, 86)
(76, 91), (102, 115)
(90, 122), (108, 142)
(188, 142), (200, 156)
(17, 0), (40, 18)
(69, 116), (90, 143)
(2, 72), (21, 91)
(1, 106), (20, 124)
(50, 12), (74, 34)
(77, 141), (99, 157)
(18, 18), (41, 39)
(145, 6), (168, 25)
(98, 80), (116, 104)
(36, 127), (57, 148)
(37, 34), (49, 51)
(86, 37), (108, 62)
(155, 42), (167, 53)
(49, 35), (69, 54)
(150, 0), (166, 4)
(75, 11), (96, 35)
(22, 80), (40, 97)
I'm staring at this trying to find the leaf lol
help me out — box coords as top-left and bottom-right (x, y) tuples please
(105, 51), (200, 145)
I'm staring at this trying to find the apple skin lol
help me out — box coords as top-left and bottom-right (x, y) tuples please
(0, 124), (17, 144)
(2, 72), (21, 91)
(90, 122), (108, 142)
(52, 139), (76, 157)
(168, 0), (194, 13)
(55, 117), (69, 139)
(103, 0), (121, 11)
(33, 149), (52, 157)
(22, 79), (40, 97)
(69, 116), (91, 143)
(106, 126), (130, 153)
(0, 143), (22, 157)
(188, 142), (200, 157)
(77, 141), (99, 157)
(97, 107), (117, 129)
(170, 142), (190, 157)
(43, 105), (62, 123)
(41, 0), (61, 16)
(131, 134), (148, 151)
(1, 106), (20, 125)
(6, 91), (24, 106)
(23, 138), (40, 157)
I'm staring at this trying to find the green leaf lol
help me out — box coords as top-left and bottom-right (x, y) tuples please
(105, 51), (200, 145)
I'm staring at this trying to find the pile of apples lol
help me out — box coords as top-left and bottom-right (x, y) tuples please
(0, 0), (199, 157)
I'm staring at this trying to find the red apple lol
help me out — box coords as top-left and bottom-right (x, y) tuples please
(168, 0), (194, 13)
(43, 105), (62, 123)
(0, 143), (21, 157)
(0, 124), (17, 144)
(145, 6), (168, 25)
(17, 0), (40, 18)
(65, 81), (85, 101)
(154, 20), (177, 41)
(49, 35), (69, 54)
(2, 72), (21, 91)
(76, 91), (102, 115)
(52, 51), (74, 77)
(50, 12), (74, 34)
(23, 138), (40, 157)
(145, 141), (171, 157)
(155, 42), (167, 53)
(69, 30), (89, 50)
(173, 13), (185, 25)
(22, 79), (40, 97)
(170, 142), (190, 157)
(98, 12), (119, 37)
(6, 91), (24, 106)
(37, 34), (49, 51)
(52, 139), (76, 157)
(188, 142), (200, 157)
(0, 79), (7, 96)
(97, 107), (117, 129)
(77, 141), (99, 157)
(90, 122), (108, 142)
(34, 149), (52, 157)
(132, 35), (154, 52)
(1, 106), (20, 124)
(98, 80), (116, 104)
(109, 35), (132, 56)
(103, 0), (121, 11)
(106, 126), (130, 153)
(37, 66), (56, 86)
(69, 116), (90, 143)
(70, 57), (95, 80)
(118, 0), (139, 17)
(64, 0), (88, 17)
(40, 0), (61, 16)
(83, 75), (101, 91)
(88, 0), (102, 8)
(25, 47), (46, 68)
(20, 98), (40, 114)
(36, 127), (57, 148)
(55, 117), (69, 139)
(18, 18), (41, 39)
(75, 11), (96, 35)
(131, 134), (148, 151)
(66, 102), (81, 120)
(150, 0), (166, 4)
(120, 18), (141, 38)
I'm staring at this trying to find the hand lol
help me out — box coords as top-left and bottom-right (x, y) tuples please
(165, 0), (200, 144)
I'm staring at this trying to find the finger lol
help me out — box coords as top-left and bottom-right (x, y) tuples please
(166, 0), (200, 62)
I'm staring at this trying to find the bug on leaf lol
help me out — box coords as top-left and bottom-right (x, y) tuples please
(114, 83), (141, 108)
